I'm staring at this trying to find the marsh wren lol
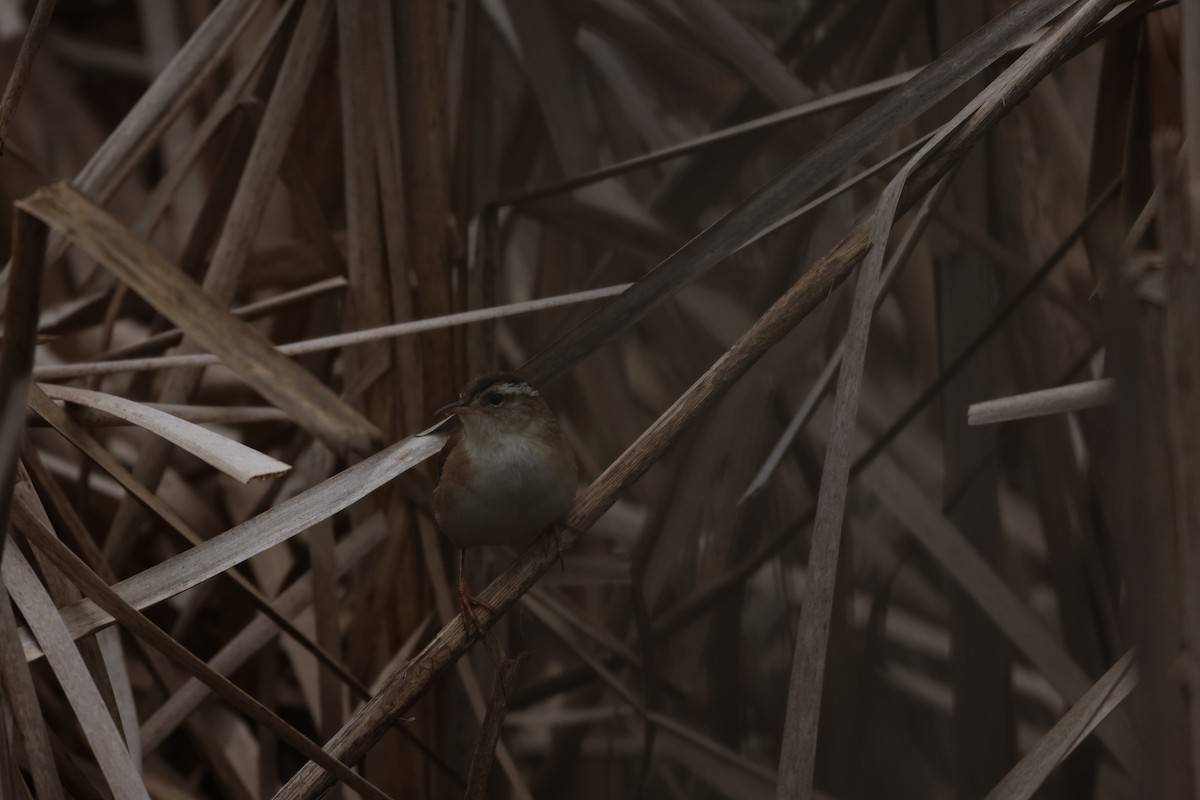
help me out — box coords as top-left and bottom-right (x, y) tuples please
(432, 373), (578, 630)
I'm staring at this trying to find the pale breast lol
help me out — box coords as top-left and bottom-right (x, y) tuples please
(434, 432), (577, 549)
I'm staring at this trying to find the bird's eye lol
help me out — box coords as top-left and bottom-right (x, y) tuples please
(485, 393), (504, 406)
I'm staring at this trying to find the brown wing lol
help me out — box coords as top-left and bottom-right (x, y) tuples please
(432, 423), (471, 526)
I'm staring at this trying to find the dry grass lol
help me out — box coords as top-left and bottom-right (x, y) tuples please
(0, 1), (1192, 798)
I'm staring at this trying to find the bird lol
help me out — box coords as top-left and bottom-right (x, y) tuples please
(431, 372), (578, 633)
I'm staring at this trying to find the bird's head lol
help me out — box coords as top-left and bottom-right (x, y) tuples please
(435, 372), (555, 437)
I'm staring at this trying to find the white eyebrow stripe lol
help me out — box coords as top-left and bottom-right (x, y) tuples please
(494, 382), (539, 397)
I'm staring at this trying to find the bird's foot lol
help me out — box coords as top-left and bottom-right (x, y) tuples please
(458, 580), (496, 638)
(458, 581), (507, 664)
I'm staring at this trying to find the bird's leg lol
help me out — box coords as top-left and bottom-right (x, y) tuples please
(457, 547), (496, 637)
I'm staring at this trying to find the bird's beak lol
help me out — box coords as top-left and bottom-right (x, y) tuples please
(435, 399), (467, 418)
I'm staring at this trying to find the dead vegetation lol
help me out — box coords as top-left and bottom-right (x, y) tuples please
(0, 0), (1194, 798)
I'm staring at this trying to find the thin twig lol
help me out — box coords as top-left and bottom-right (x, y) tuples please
(465, 654), (527, 800)
(0, 0), (59, 151)
(33, 284), (631, 381)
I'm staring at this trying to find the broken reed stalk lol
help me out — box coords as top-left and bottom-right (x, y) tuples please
(967, 378), (1115, 425)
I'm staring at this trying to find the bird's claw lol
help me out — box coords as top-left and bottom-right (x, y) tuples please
(458, 580), (496, 638)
